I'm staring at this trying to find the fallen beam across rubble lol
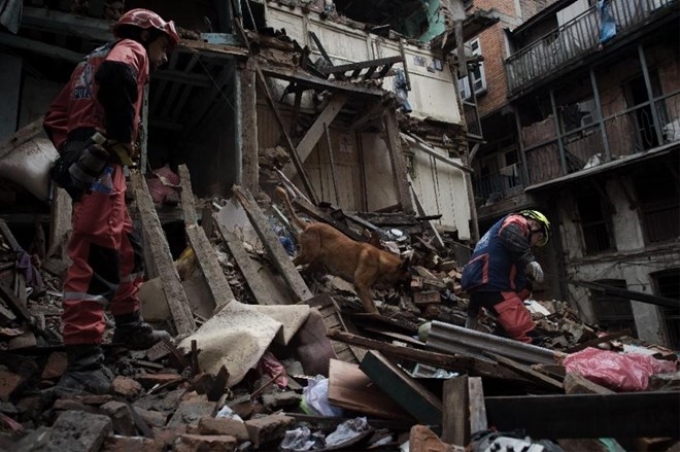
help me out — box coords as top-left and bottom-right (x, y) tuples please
(485, 391), (680, 439)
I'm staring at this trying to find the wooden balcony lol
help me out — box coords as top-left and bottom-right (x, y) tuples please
(505, 0), (677, 96)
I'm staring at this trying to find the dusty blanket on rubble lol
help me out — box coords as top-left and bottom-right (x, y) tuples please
(178, 301), (310, 387)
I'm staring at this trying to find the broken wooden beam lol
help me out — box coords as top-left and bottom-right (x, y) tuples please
(254, 63), (318, 204)
(485, 352), (564, 391)
(132, 172), (196, 336)
(179, 164), (236, 311)
(283, 93), (348, 180)
(291, 198), (365, 242)
(232, 185), (313, 303)
(260, 65), (385, 97)
(442, 376), (487, 446)
(383, 110), (414, 214)
(0, 283), (32, 324)
(214, 215), (278, 306)
(329, 329), (521, 381)
(239, 59), (259, 194)
(359, 351), (442, 426)
(485, 392), (680, 439)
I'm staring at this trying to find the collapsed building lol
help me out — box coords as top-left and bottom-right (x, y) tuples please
(0, 0), (678, 451)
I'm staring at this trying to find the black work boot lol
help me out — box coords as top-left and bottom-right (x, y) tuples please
(111, 311), (172, 349)
(57, 344), (113, 395)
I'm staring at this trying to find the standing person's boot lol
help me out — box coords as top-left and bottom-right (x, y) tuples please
(111, 311), (172, 349)
(57, 344), (113, 395)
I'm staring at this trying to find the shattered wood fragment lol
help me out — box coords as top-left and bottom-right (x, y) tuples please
(442, 376), (487, 446)
(233, 185), (312, 303)
(486, 352), (564, 391)
(215, 216), (277, 306)
(0, 282), (31, 323)
(179, 164), (236, 310)
(207, 365), (229, 402)
(563, 372), (615, 395)
(132, 172), (195, 335)
(283, 93), (348, 180)
(254, 63), (318, 204)
(566, 329), (632, 353)
(359, 351), (442, 425)
(178, 165), (198, 226)
(306, 294), (360, 364)
(327, 359), (412, 421)
(413, 290), (441, 305)
(291, 197), (364, 242)
(146, 340), (172, 362)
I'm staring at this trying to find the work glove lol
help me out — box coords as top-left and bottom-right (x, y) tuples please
(526, 261), (544, 283)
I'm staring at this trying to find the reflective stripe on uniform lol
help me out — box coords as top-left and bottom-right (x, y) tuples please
(63, 291), (109, 305)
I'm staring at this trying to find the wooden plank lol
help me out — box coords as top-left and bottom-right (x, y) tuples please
(255, 63), (318, 204)
(486, 352), (564, 391)
(284, 93), (348, 180)
(0, 283), (31, 323)
(291, 198), (364, 242)
(260, 65), (385, 97)
(307, 294), (359, 364)
(178, 165), (198, 226)
(383, 110), (414, 213)
(239, 59), (259, 194)
(178, 164), (235, 311)
(214, 216), (277, 306)
(131, 172), (195, 336)
(565, 329), (631, 353)
(408, 175), (445, 250)
(328, 359), (413, 421)
(485, 392), (680, 439)
(232, 185), (313, 303)
(324, 122), (340, 206)
(359, 351), (442, 426)
(320, 56), (403, 77)
(185, 226), (235, 311)
(442, 376), (467, 446)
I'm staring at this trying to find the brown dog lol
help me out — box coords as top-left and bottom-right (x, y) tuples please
(276, 187), (411, 314)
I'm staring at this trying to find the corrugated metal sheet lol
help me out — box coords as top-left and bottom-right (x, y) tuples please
(426, 320), (561, 365)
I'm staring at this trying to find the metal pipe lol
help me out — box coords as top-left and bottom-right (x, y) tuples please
(426, 321), (562, 365)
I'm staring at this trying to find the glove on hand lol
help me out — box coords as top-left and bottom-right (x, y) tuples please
(526, 261), (544, 283)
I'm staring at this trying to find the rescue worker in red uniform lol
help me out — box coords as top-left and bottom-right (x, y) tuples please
(461, 210), (550, 344)
(43, 9), (180, 394)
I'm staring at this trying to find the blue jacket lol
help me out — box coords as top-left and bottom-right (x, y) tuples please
(461, 214), (536, 292)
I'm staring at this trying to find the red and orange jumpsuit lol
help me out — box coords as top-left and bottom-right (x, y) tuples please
(461, 214), (538, 343)
(43, 39), (148, 345)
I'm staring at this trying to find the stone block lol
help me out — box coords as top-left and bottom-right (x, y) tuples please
(198, 417), (249, 441)
(42, 352), (68, 380)
(244, 414), (295, 447)
(44, 410), (112, 452)
(111, 376), (142, 400)
(101, 435), (165, 452)
(174, 434), (237, 452)
(0, 369), (24, 401)
(167, 400), (217, 428)
(261, 391), (301, 410)
(133, 407), (168, 427)
(101, 401), (136, 436)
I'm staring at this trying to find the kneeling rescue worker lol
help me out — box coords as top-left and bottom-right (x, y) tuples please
(461, 210), (550, 344)
(43, 9), (180, 394)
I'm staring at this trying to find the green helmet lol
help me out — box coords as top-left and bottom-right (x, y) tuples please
(520, 210), (550, 247)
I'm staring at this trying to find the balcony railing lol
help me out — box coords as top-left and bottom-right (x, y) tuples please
(505, 0), (677, 95)
(463, 99), (483, 139)
(524, 90), (680, 185)
(473, 164), (525, 207)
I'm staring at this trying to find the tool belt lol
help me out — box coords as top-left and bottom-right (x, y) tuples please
(50, 131), (135, 201)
